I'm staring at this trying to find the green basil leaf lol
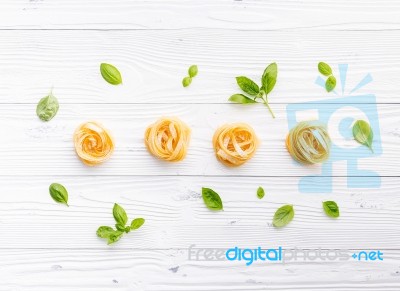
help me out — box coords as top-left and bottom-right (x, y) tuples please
(107, 231), (124, 245)
(100, 63), (122, 85)
(257, 186), (265, 199)
(188, 65), (198, 78)
(272, 205), (294, 228)
(113, 203), (128, 226)
(97, 226), (124, 244)
(228, 94), (257, 104)
(318, 62), (332, 76)
(36, 92), (59, 122)
(182, 76), (192, 87)
(352, 120), (374, 152)
(96, 226), (115, 238)
(115, 223), (126, 232)
(202, 187), (223, 211)
(236, 76), (260, 96)
(261, 63), (278, 95)
(49, 183), (69, 206)
(325, 76), (336, 92)
(131, 218), (145, 230)
(322, 201), (340, 218)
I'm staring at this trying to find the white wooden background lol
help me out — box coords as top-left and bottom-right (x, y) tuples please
(1, 1), (400, 290)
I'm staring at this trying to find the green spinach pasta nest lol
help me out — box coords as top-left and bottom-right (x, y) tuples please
(286, 121), (331, 165)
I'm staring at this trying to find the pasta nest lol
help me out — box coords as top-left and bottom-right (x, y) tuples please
(74, 121), (115, 166)
(144, 117), (191, 162)
(213, 123), (259, 167)
(286, 121), (331, 165)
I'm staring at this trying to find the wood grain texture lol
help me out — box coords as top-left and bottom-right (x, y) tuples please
(1, 249), (400, 291)
(0, 103), (398, 176)
(1, 0), (400, 30)
(0, 30), (398, 104)
(0, 176), (398, 249)
(1, 0), (400, 289)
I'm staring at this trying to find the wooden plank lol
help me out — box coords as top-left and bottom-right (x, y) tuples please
(0, 30), (398, 103)
(0, 103), (397, 176)
(0, 176), (398, 249)
(1, 1), (399, 289)
(0, 0), (400, 30)
(0, 249), (399, 290)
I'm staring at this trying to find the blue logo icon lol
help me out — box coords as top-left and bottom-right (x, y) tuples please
(286, 64), (382, 193)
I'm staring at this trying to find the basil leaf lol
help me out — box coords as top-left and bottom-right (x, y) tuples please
(272, 205), (294, 228)
(113, 203), (128, 226)
(325, 76), (336, 92)
(96, 226), (124, 244)
(97, 205), (146, 245)
(96, 226), (115, 238)
(49, 183), (69, 206)
(115, 223), (126, 232)
(261, 63), (278, 95)
(352, 120), (374, 152)
(202, 187), (223, 211)
(228, 94), (257, 104)
(257, 186), (265, 199)
(36, 92), (59, 122)
(236, 76), (260, 96)
(107, 231), (124, 245)
(322, 201), (340, 218)
(188, 65), (198, 78)
(182, 76), (192, 87)
(100, 63), (122, 85)
(131, 218), (145, 230)
(318, 62), (332, 76)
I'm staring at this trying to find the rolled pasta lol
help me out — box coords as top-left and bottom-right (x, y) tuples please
(144, 117), (191, 162)
(73, 121), (115, 166)
(213, 123), (259, 167)
(286, 121), (331, 165)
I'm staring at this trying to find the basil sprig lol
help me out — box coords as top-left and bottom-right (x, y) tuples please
(97, 203), (145, 245)
(228, 63), (277, 118)
(36, 91), (59, 122)
(49, 183), (69, 206)
(318, 62), (336, 92)
(182, 65), (198, 87)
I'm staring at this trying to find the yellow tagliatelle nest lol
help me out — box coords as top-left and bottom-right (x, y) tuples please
(286, 121), (331, 165)
(73, 121), (115, 166)
(144, 117), (191, 162)
(213, 123), (259, 167)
